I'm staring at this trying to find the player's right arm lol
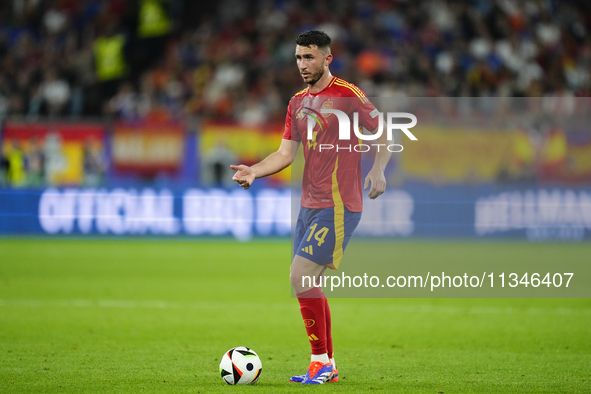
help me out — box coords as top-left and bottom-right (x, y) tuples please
(231, 139), (299, 190)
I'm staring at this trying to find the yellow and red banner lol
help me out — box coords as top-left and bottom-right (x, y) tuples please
(199, 122), (289, 184)
(401, 126), (591, 185)
(2, 122), (104, 186)
(400, 126), (513, 183)
(112, 120), (185, 175)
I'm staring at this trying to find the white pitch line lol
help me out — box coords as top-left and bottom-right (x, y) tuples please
(337, 303), (591, 316)
(0, 299), (590, 316)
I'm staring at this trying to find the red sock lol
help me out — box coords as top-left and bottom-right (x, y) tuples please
(296, 287), (327, 355)
(324, 298), (333, 359)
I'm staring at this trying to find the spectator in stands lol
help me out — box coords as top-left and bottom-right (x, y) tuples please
(106, 81), (138, 119)
(83, 138), (107, 187)
(25, 136), (45, 187)
(39, 68), (71, 116)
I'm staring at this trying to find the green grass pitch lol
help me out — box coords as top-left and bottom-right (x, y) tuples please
(0, 238), (590, 393)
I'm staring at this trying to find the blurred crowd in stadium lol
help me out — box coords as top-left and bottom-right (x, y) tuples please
(0, 0), (589, 124)
(1, 0), (590, 190)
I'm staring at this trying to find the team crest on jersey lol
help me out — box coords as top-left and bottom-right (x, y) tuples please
(321, 99), (333, 118)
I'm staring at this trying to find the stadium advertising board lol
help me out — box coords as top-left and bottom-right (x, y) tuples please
(0, 186), (589, 242)
(29, 187), (291, 240)
(475, 189), (591, 240)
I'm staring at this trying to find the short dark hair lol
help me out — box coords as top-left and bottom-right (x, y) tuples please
(295, 30), (331, 54)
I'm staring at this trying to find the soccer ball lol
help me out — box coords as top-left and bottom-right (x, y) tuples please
(219, 346), (262, 385)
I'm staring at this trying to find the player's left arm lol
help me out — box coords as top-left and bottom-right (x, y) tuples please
(364, 123), (392, 199)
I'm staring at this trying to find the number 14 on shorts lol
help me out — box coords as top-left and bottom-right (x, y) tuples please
(301, 224), (329, 255)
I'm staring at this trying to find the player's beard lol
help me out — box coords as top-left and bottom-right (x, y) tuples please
(303, 67), (324, 86)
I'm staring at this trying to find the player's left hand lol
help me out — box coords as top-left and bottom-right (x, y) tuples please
(364, 168), (386, 199)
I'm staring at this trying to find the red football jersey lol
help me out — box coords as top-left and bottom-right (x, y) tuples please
(283, 77), (380, 212)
